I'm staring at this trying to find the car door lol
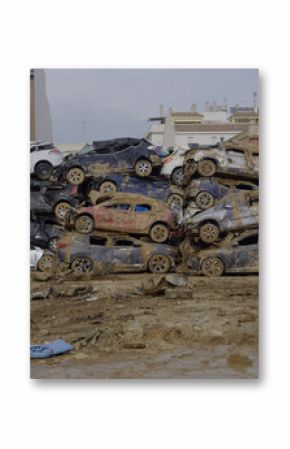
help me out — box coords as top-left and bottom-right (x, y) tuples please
(225, 149), (246, 170)
(94, 202), (137, 233)
(86, 148), (116, 176)
(86, 235), (113, 263)
(233, 234), (259, 270)
(111, 237), (143, 269)
(134, 203), (154, 232)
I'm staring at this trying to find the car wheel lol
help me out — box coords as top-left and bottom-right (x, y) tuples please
(54, 201), (71, 221)
(199, 222), (219, 243)
(35, 161), (53, 180)
(195, 191), (214, 210)
(150, 223), (169, 243)
(48, 237), (58, 251)
(74, 215), (94, 234)
(148, 254), (171, 273)
(99, 181), (117, 194)
(197, 159), (217, 177)
(66, 167), (85, 185)
(171, 167), (183, 186)
(135, 159), (153, 177)
(201, 256), (224, 277)
(38, 254), (55, 272)
(71, 257), (93, 273)
(166, 193), (184, 208)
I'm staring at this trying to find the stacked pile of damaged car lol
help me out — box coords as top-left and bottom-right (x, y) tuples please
(30, 136), (259, 277)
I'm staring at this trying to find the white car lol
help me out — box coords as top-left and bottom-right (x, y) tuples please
(30, 142), (63, 180)
(160, 147), (188, 185)
(30, 245), (44, 269)
(30, 245), (55, 272)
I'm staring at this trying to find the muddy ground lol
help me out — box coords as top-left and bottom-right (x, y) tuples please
(31, 273), (258, 379)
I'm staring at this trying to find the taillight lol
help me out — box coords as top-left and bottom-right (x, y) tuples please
(49, 149), (61, 155)
(57, 241), (66, 248)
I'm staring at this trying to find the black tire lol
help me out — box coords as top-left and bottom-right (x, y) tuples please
(35, 161), (53, 180)
(199, 222), (219, 243)
(74, 214), (94, 234)
(150, 223), (169, 243)
(197, 159), (217, 177)
(54, 201), (71, 221)
(148, 254), (171, 273)
(66, 167), (85, 185)
(48, 237), (58, 251)
(166, 193), (184, 208)
(71, 257), (93, 273)
(135, 159), (153, 177)
(99, 181), (117, 194)
(171, 167), (183, 186)
(195, 191), (215, 210)
(201, 256), (224, 277)
(38, 254), (55, 272)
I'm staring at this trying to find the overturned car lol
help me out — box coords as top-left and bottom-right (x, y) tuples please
(60, 138), (162, 185)
(183, 145), (259, 184)
(184, 191), (259, 244)
(57, 232), (178, 274)
(65, 193), (181, 243)
(184, 230), (259, 277)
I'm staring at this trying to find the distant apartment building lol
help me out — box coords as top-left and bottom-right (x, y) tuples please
(30, 69), (53, 142)
(145, 103), (258, 148)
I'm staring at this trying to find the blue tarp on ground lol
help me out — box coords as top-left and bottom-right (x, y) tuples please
(30, 339), (73, 359)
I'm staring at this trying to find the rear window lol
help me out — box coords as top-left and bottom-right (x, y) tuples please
(135, 204), (151, 212)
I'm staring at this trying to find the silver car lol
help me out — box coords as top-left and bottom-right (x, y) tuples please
(183, 146), (259, 183)
(30, 142), (63, 180)
(185, 192), (259, 244)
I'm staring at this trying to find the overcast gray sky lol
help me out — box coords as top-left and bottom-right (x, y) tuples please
(45, 69), (259, 143)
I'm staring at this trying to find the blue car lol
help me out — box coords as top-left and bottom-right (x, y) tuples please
(84, 173), (184, 208)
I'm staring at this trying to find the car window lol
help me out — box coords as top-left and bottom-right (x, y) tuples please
(107, 204), (131, 210)
(227, 149), (245, 156)
(238, 235), (258, 246)
(236, 184), (255, 190)
(89, 236), (107, 246)
(135, 204), (151, 212)
(113, 239), (135, 246)
(91, 147), (111, 154)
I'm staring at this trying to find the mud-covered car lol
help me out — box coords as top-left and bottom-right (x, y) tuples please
(30, 182), (86, 221)
(30, 142), (63, 180)
(85, 174), (184, 208)
(31, 218), (64, 250)
(185, 177), (258, 210)
(65, 193), (181, 243)
(160, 147), (188, 186)
(30, 245), (55, 272)
(57, 231), (178, 273)
(185, 230), (259, 277)
(60, 138), (162, 185)
(185, 191), (259, 244)
(183, 146), (259, 184)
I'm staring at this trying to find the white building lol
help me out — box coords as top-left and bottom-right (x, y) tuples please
(145, 106), (249, 148)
